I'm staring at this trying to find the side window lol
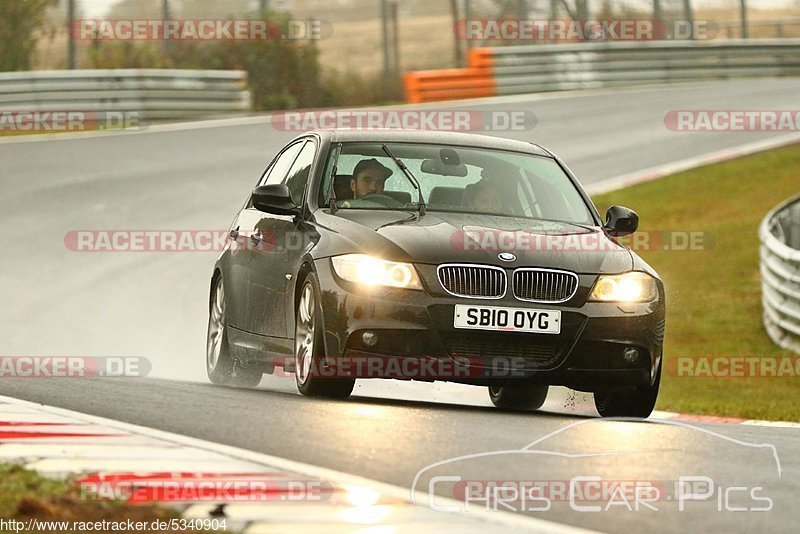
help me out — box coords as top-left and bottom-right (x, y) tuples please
(284, 141), (316, 205)
(259, 141), (304, 186)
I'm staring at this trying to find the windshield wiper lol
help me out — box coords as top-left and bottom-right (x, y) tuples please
(374, 212), (419, 231)
(381, 144), (426, 217)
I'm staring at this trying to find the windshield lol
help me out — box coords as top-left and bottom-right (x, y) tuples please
(322, 142), (596, 225)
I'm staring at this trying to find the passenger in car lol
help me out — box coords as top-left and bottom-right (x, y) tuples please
(464, 179), (503, 214)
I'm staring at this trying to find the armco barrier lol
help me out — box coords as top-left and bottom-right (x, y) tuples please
(405, 39), (800, 103)
(0, 69), (251, 120)
(760, 193), (800, 355)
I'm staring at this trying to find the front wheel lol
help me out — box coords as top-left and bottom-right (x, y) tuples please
(206, 276), (263, 388)
(294, 274), (354, 399)
(594, 364), (661, 418)
(488, 384), (549, 411)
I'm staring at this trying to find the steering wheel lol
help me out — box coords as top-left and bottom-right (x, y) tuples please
(353, 194), (404, 208)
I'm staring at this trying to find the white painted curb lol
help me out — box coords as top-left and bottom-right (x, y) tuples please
(0, 395), (597, 533)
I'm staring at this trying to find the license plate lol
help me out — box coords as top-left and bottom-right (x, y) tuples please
(453, 304), (561, 334)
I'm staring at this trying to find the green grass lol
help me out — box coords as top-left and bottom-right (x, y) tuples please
(593, 143), (800, 421)
(0, 464), (71, 519)
(0, 463), (176, 526)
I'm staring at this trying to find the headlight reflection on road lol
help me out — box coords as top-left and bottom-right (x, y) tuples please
(541, 420), (657, 456)
(597, 421), (654, 442)
(339, 485), (390, 525)
(334, 403), (409, 454)
(353, 405), (382, 417)
(345, 485), (381, 507)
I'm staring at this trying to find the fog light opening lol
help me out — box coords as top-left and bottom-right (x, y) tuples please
(362, 331), (378, 348)
(623, 347), (640, 364)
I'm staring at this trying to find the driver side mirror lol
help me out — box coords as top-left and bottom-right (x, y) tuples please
(604, 205), (638, 236)
(251, 184), (300, 216)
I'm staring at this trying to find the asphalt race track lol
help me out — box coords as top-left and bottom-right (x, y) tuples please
(2, 79), (799, 532)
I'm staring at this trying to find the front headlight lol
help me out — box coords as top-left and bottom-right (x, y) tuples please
(331, 254), (423, 290)
(589, 272), (657, 302)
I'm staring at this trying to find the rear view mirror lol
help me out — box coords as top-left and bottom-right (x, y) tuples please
(420, 158), (468, 177)
(604, 205), (639, 236)
(252, 184), (300, 216)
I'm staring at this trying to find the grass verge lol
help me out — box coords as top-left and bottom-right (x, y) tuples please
(0, 463), (176, 528)
(593, 142), (800, 421)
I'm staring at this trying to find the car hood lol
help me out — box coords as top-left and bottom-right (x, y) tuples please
(320, 209), (633, 274)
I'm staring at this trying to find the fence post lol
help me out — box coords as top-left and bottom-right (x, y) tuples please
(162, 0), (171, 58)
(740, 0), (748, 39)
(450, 0), (464, 66)
(390, 1), (400, 76)
(682, 0), (695, 40)
(67, 0), (76, 69)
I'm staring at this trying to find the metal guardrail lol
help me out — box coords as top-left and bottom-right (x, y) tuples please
(405, 39), (800, 103)
(0, 69), (251, 120)
(760, 193), (800, 355)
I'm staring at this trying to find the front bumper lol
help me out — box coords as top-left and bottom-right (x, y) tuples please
(314, 259), (665, 392)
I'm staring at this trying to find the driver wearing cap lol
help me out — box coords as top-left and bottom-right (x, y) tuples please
(350, 158), (393, 199)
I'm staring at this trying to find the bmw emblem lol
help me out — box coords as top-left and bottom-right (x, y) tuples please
(498, 252), (516, 262)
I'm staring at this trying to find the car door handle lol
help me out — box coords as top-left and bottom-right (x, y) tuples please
(249, 231), (263, 245)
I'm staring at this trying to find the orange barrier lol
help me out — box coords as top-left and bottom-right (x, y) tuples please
(404, 48), (496, 103)
(467, 48), (495, 69)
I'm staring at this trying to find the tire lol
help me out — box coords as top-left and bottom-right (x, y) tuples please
(206, 276), (263, 388)
(488, 384), (549, 411)
(594, 363), (661, 418)
(294, 273), (355, 399)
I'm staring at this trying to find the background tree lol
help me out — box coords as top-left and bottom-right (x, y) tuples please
(0, 0), (56, 71)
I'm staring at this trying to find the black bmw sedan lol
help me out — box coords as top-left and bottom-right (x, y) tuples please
(206, 129), (665, 418)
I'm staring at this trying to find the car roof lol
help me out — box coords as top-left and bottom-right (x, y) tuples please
(302, 129), (552, 158)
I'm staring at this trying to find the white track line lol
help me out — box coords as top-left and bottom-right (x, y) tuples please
(652, 410), (800, 428)
(585, 131), (800, 195)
